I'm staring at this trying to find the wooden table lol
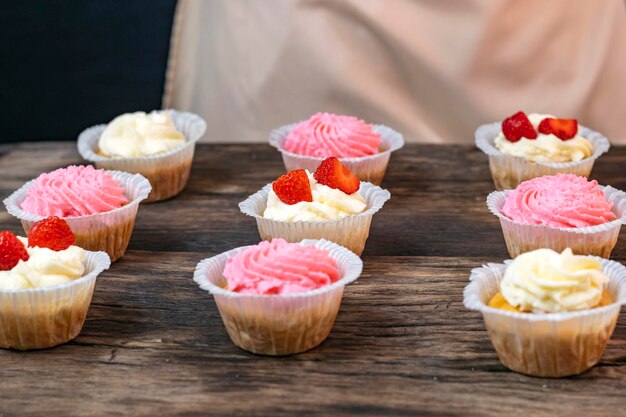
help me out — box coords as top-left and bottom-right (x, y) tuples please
(1, 142), (626, 416)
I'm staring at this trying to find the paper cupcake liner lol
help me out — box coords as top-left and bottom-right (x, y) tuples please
(476, 122), (610, 190)
(194, 239), (363, 356)
(487, 185), (626, 258)
(465, 258), (626, 377)
(269, 122), (404, 185)
(238, 182), (391, 255)
(0, 251), (110, 350)
(77, 109), (207, 202)
(3, 170), (151, 262)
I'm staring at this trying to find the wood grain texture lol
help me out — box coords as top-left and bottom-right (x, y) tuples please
(1, 142), (626, 416)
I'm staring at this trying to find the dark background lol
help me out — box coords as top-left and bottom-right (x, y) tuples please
(0, 1), (177, 143)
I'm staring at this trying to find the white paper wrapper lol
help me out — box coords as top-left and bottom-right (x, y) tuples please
(194, 239), (363, 356)
(77, 109), (206, 202)
(238, 182), (391, 255)
(475, 122), (610, 190)
(464, 258), (626, 377)
(269, 122), (404, 185)
(3, 170), (151, 262)
(0, 251), (110, 350)
(487, 185), (626, 258)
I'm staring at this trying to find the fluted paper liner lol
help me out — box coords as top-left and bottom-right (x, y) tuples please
(0, 251), (110, 350)
(269, 122), (404, 185)
(464, 258), (626, 377)
(3, 170), (151, 262)
(77, 109), (207, 202)
(476, 122), (610, 190)
(239, 182), (391, 255)
(194, 239), (363, 356)
(487, 185), (626, 258)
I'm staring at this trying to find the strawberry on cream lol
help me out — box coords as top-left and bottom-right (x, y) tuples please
(223, 239), (340, 295)
(501, 174), (616, 228)
(20, 166), (128, 217)
(284, 113), (381, 158)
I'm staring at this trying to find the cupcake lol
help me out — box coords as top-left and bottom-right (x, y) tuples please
(3, 165), (151, 262)
(239, 157), (391, 255)
(77, 109), (206, 202)
(0, 218), (110, 350)
(487, 174), (626, 258)
(476, 111), (610, 190)
(269, 112), (404, 185)
(193, 238), (362, 355)
(464, 248), (626, 377)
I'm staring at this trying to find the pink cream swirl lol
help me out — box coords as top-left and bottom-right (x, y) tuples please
(223, 239), (340, 295)
(501, 174), (616, 228)
(21, 165), (129, 217)
(284, 112), (382, 158)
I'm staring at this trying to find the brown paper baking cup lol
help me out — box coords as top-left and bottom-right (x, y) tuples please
(475, 122), (610, 190)
(0, 251), (110, 350)
(3, 170), (151, 262)
(193, 239), (363, 356)
(465, 258), (626, 377)
(487, 185), (626, 258)
(239, 182), (391, 255)
(77, 109), (206, 202)
(269, 122), (404, 185)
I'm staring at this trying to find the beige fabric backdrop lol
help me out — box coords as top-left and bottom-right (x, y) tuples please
(164, 0), (626, 144)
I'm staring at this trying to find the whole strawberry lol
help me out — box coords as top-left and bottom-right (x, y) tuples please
(0, 231), (29, 271)
(502, 111), (538, 142)
(28, 216), (76, 251)
(272, 169), (313, 205)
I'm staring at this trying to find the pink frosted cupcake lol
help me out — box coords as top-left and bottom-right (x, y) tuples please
(193, 238), (362, 355)
(487, 174), (626, 258)
(269, 112), (404, 185)
(3, 165), (151, 262)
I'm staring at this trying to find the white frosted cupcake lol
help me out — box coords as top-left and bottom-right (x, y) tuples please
(78, 109), (206, 202)
(194, 238), (362, 355)
(476, 111), (610, 190)
(239, 157), (390, 255)
(465, 248), (626, 377)
(269, 112), (404, 185)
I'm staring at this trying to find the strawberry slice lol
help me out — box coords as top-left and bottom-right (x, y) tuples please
(28, 216), (76, 251)
(313, 157), (360, 194)
(272, 169), (313, 205)
(0, 231), (29, 271)
(502, 111), (538, 142)
(538, 117), (578, 140)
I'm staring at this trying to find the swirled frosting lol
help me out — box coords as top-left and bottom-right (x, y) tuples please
(284, 113), (381, 158)
(499, 248), (608, 313)
(501, 174), (616, 228)
(223, 239), (340, 295)
(21, 165), (129, 217)
(99, 111), (185, 158)
(263, 171), (367, 221)
(494, 113), (593, 163)
(0, 237), (86, 290)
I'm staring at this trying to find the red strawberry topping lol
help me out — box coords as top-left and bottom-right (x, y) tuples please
(272, 169), (313, 205)
(537, 117), (578, 141)
(313, 157), (360, 194)
(28, 216), (76, 251)
(0, 231), (29, 271)
(502, 111), (538, 142)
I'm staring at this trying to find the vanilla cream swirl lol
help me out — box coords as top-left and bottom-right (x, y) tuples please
(263, 171), (367, 221)
(501, 248), (608, 313)
(99, 111), (185, 158)
(494, 113), (593, 163)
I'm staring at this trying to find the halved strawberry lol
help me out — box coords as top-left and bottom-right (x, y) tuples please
(0, 231), (29, 271)
(313, 157), (360, 194)
(502, 111), (537, 142)
(272, 169), (313, 205)
(28, 216), (75, 251)
(538, 117), (578, 140)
